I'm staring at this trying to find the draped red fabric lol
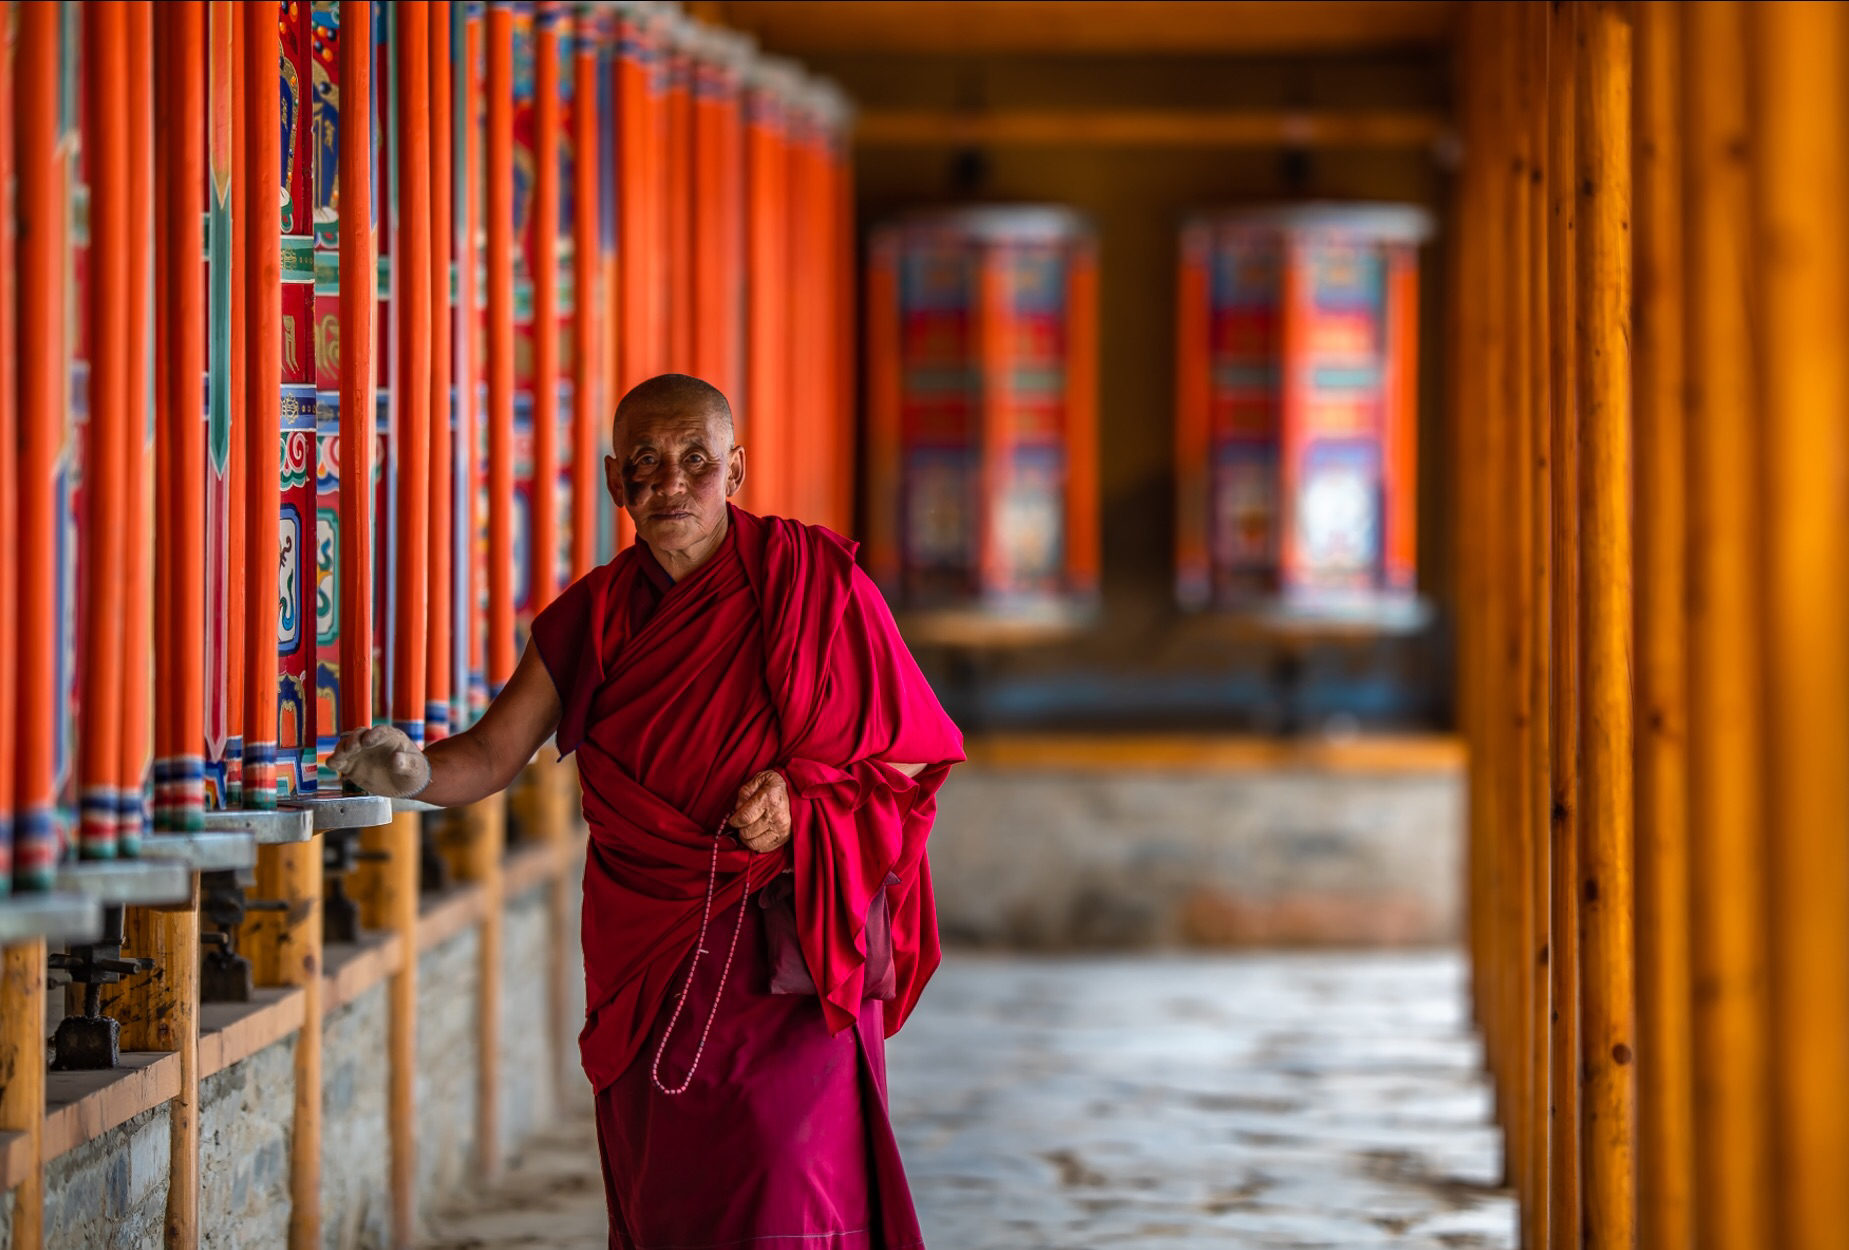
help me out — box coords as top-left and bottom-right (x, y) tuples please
(534, 504), (964, 1093)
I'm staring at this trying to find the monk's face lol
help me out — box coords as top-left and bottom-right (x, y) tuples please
(604, 405), (746, 558)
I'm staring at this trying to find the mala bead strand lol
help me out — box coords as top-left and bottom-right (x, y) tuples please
(652, 828), (754, 1095)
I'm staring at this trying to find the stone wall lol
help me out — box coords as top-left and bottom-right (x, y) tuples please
(321, 982), (393, 1250)
(498, 884), (558, 1161)
(43, 1104), (169, 1250)
(414, 924), (481, 1227)
(929, 765), (1463, 948)
(200, 1034), (295, 1249)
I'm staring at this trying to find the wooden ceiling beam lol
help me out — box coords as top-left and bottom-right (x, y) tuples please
(855, 108), (1451, 149)
(711, 1), (1458, 56)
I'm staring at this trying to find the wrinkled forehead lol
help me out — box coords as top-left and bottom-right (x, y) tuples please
(612, 406), (731, 456)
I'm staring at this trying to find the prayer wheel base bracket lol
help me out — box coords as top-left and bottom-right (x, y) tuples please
(47, 906), (155, 1072)
(0, 893), (104, 945)
(322, 830), (388, 946)
(282, 793), (393, 833)
(137, 832), (258, 872)
(54, 861), (193, 907)
(200, 807), (315, 844)
(198, 868), (286, 1004)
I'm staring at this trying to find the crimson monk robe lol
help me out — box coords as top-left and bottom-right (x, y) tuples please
(332, 375), (963, 1249)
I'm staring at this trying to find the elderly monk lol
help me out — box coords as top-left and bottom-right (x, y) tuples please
(329, 373), (963, 1249)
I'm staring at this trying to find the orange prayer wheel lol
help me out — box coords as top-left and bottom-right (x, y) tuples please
(865, 207), (1101, 624)
(1175, 205), (1430, 620)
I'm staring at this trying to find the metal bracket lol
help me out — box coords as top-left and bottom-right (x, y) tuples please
(282, 793), (392, 832)
(54, 860), (194, 906)
(200, 807), (315, 844)
(0, 892), (105, 945)
(136, 831), (259, 872)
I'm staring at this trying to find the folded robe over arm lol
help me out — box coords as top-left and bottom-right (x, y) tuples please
(532, 504), (963, 1250)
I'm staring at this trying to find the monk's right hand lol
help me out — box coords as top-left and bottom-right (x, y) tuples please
(328, 725), (432, 799)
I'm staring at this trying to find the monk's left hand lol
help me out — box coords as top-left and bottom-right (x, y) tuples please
(727, 770), (791, 854)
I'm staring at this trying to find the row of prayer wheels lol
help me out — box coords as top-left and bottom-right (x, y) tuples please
(864, 202), (1431, 633)
(0, 0), (855, 894)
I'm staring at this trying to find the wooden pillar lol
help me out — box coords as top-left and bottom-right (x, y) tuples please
(1521, 6), (1553, 1243)
(0, 0), (15, 898)
(358, 811), (421, 1247)
(456, 794), (506, 1180)
(743, 82), (788, 516)
(339, 0), (375, 734)
(1065, 241), (1101, 601)
(1631, 4), (1693, 1246)
(1751, 4), (1849, 1244)
(1681, 4), (1773, 1244)
(0, 943), (47, 1249)
(80, 0), (132, 858)
(240, 840), (324, 1249)
(1575, 4), (1638, 1243)
(1544, 4), (1582, 1246)
(487, 4), (516, 693)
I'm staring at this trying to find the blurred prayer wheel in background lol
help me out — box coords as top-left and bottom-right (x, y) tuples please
(1176, 203), (1432, 628)
(865, 206), (1100, 644)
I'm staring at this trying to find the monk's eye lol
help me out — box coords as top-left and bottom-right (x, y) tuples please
(685, 453), (707, 468)
(632, 455), (657, 471)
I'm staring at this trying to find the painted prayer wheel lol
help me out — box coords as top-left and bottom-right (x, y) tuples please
(1175, 203), (1431, 622)
(865, 206), (1100, 633)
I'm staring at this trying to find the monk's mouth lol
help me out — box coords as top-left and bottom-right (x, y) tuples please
(649, 510), (694, 523)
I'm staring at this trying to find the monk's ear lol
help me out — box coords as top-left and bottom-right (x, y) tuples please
(604, 453), (625, 508)
(726, 444), (747, 498)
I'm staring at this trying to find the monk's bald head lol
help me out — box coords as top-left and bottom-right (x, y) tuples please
(611, 373), (734, 449)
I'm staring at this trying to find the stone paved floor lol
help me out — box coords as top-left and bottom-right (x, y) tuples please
(423, 951), (1515, 1249)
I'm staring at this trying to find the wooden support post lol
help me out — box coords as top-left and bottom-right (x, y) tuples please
(1521, 6), (1552, 1243)
(240, 842), (323, 1249)
(1575, 4), (1638, 1243)
(1, 942), (47, 1249)
(1751, 4), (1849, 1245)
(359, 811), (421, 1248)
(1631, 4), (1693, 1246)
(455, 794), (506, 1179)
(1544, 4), (1582, 1246)
(546, 752), (576, 1105)
(1495, 2), (1539, 1215)
(1681, 4), (1773, 1244)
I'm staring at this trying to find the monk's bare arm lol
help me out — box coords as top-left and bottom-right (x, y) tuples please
(418, 643), (563, 807)
(884, 762), (925, 778)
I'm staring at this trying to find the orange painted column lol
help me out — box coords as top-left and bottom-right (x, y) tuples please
(169, 0), (210, 832)
(463, 6), (486, 720)
(1064, 238), (1100, 601)
(1752, 4), (1849, 1245)
(531, 4), (561, 612)
(784, 102), (821, 524)
(121, 0), (154, 857)
(743, 74), (788, 516)
(221, 0), (247, 813)
(572, 10), (602, 580)
(339, 0), (375, 734)
(80, 0), (132, 856)
(0, 0), (15, 892)
(428, 0), (454, 740)
(832, 111), (856, 536)
(691, 31), (746, 413)
(396, 0), (434, 745)
(665, 32), (694, 373)
(1682, 4), (1773, 1244)
(487, 4), (517, 690)
(975, 247), (1014, 595)
(617, 3), (667, 416)
(244, 0), (284, 809)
